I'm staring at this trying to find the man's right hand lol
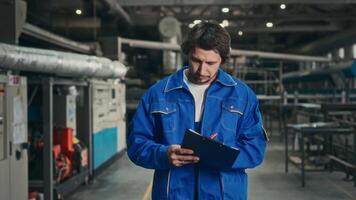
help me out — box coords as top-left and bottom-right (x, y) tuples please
(167, 144), (200, 167)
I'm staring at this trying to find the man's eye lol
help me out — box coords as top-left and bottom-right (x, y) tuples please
(207, 62), (215, 65)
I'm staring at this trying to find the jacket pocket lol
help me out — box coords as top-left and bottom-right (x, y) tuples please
(150, 102), (177, 133)
(220, 170), (247, 200)
(221, 98), (244, 132)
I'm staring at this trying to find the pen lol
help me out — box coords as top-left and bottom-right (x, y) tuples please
(209, 132), (218, 140)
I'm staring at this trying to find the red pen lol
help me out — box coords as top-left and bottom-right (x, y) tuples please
(209, 133), (218, 140)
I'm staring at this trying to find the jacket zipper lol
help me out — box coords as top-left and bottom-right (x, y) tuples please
(166, 169), (171, 199)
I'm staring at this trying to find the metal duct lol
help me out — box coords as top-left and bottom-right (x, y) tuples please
(0, 43), (127, 79)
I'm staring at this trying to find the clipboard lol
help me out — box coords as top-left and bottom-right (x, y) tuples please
(181, 129), (240, 169)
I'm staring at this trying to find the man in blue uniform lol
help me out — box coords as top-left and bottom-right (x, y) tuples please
(128, 21), (267, 200)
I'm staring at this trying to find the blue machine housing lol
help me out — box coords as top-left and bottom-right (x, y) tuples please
(93, 127), (118, 169)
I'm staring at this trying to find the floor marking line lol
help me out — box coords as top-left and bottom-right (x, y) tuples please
(142, 179), (153, 200)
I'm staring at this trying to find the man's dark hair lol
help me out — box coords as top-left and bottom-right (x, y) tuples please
(181, 21), (231, 64)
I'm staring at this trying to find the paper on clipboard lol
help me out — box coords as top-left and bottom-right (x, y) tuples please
(13, 96), (26, 144)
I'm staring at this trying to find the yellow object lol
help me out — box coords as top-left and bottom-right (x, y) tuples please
(73, 136), (80, 144)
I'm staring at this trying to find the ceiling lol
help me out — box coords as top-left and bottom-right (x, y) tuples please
(25, 0), (356, 56)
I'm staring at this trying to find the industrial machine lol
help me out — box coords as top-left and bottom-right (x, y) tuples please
(91, 79), (126, 170)
(0, 74), (28, 200)
(54, 95), (77, 136)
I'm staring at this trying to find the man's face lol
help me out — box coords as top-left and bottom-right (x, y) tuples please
(188, 47), (222, 85)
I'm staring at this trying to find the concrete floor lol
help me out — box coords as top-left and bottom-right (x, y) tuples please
(68, 140), (356, 200)
(67, 155), (153, 200)
(249, 143), (356, 200)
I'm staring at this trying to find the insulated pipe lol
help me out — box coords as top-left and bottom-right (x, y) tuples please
(120, 38), (181, 51)
(0, 43), (127, 79)
(119, 37), (330, 62)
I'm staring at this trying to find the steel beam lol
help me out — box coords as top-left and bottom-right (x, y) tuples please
(22, 23), (95, 55)
(0, 0), (26, 44)
(117, 0), (356, 6)
(42, 77), (53, 200)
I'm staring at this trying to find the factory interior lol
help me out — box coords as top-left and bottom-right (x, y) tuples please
(1, 0), (356, 200)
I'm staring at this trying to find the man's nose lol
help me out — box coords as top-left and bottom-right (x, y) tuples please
(198, 62), (208, 74)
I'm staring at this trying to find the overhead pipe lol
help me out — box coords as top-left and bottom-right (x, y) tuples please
(22, 23), (99, 55)
(0, 43), (127, 79)
(297, 28), (356, 55)
(120, 38), (181, 51)
(119, 37), (330, 62)
(102, 0), (132, 25)
(230, 49), (330, 62)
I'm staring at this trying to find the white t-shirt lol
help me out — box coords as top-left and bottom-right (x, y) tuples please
(183, 69), (210, 122)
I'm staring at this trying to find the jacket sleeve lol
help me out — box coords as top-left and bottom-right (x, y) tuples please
(231, 95), (267, 169)
(127, 93), (171, 170)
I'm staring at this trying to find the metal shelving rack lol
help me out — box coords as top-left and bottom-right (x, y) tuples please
(28, 77), (92, 200)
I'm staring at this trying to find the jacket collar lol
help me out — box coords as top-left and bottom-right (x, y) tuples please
(164, 67), (237, 93)
(215, 68), (237, 87)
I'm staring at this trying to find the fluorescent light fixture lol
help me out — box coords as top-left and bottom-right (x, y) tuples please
(75, 9), (82, 15)
(280, 4), (286, 9)
(222, 7), (230, 13)
(238, 31), (243, 36)
(266, 22), (273, 28)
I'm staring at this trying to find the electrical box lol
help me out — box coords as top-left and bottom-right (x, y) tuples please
(0, 74), (28, 200)
(53, 95), (77, 136)
(91, 79), (126, 169)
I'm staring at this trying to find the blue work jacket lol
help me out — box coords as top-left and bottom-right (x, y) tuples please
(128, 67), (267, 200)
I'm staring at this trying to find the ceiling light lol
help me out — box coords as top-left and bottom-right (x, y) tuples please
(193, 20), (202, 24)
(238, 31), (243, 36)
(221, 20), (229, 27)
(280, 4), (286, 9)
(188, 23), (195, 28)
(75, 9), (82, 15)
(266, 22), (273, 28)
(222, 7), (230, 13)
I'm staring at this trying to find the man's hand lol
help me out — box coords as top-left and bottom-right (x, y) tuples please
(167, 144), (200, 167)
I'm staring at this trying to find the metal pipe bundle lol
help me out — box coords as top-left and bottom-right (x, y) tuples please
(0, 43), (127, 79)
